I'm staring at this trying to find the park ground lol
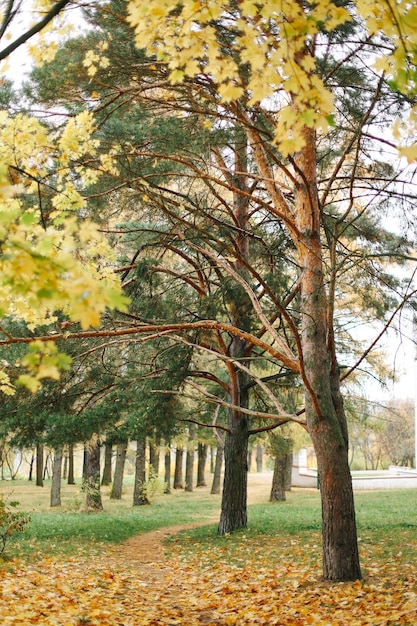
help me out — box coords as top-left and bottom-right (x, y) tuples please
(0, 473), (417, 625)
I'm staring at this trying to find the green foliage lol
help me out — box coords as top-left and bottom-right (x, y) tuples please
(0, 497), (30, 556)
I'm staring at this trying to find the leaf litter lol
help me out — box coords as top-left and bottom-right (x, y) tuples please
(0, 528), (417, 625)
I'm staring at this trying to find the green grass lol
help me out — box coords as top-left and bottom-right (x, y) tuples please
(1, 476), (417, 565)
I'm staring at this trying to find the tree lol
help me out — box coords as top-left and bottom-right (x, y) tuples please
(123, 0), (417, 582)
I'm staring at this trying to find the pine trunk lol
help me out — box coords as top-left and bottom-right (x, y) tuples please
(84, 435), (103, 511)
(67, 444), (75, 485)
(256, 444), (263, 472)
(36, 443), (44, 487)
(211, 444), (224, 495)
(149, 435), (161, 476)
(101, 440), (113, 486)
(173, 447), (184, 489)
(185, 424), (196, 492)
(296, 125), (361, 581)
(110, 440), (128, 499)
(133, 437), (149, 505)
(269, 453), (288, 502)
(50, 448), (63, 507)
(164, 445), (171, 494)
(197, 443), (207, 487)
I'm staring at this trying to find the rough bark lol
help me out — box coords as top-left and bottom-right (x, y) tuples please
(173, 446), (184, 489)
(211, 444), (224, 495)
(196, 443), (207, 487)
(36, 443), (44, 487)
(50, 448), (63, 507)
(185, 424), (196, 492)
(83, 435), (103, 511)
(133, 437), (150, 506)
(110, 440), (128, 499)
(295, 125), (361, 581)
(218, 408), (248, 534)
(101, 440), (113, 486)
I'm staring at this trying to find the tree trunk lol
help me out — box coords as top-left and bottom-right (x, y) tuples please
(218, 409), (248, 534)
(164, 444), (171, 494)
(185, 424), (196, 492)
(133, 437), (150, 506)
(149, 434), (161, 476)
(36, 443), (44, 487)
(101, 440), (113, 486)
(196, 443), (207, 487)
(247, 446), (253, 473)
(270, 453), (289, 502)
(50, 448), (63, 507)
(211, 444), (224, 495)
(68, 444), (75, 485)
(210, 446), (215, 473)
(83, 435), (103, 511)
(110, 440), (128, 499)
(62, 452), (68, 481)
(285, 451), (293, 491)
(28, 450), (34, 481)
(256, 444), (263, 472)
(173, 446), (184, 489)
(295, 125), (361, 581)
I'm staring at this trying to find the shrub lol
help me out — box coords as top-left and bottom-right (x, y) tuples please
(0, 497), (30, 555)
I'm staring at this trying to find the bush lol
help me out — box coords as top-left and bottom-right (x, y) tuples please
(0, 497), (30, 555)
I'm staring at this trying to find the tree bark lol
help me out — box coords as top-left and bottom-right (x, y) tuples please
(218, 408), (248, 534)
(36, 443), (44, 487)
(295, 125), (361, 581)
(149, 434), (161, 476)
(185, 424), (196, 492)
(62, 452), (68, 481)
(164, 444), (171, 494)
(211, 444), (224, 495)
(50, 448), (63, 507)
(28, 450), (34, 481)
(67, 444), (75, 485)
(173, 446), (184, 489)
(101, 440), (113, 486)
(110, 440), (128, 499)
(83, 435), (103, 511)
(256, 444), (263, 472)
(270, 452), (289, 502)
(133, 437), (150, 505)
(196, 443), (207, 487)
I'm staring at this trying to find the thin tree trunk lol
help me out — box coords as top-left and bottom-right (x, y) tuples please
(285, 451), (293, 491)
(28, 450), (34, 481)
(101, 440), (113, 486)
(110, 440), (128, 499)
(185, 424), (196, 492)
(256, 444), (263, 472)
(197, 443), (207, 487)
(68, 444), (75, 485)
(83, 435), (103, 511)
(149, 434), (161, 476)
(36, 443), (44, 487)
(211, 444), (224, 495)
(247, 446), (253, 473)
(210, 446), (215, 473)
(173, 446), (184, 489)
(133, 437), (150, 506)
(50, 448), (63, 507)
(164, 444), (171, 494)
(62, 452), (68, 481)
